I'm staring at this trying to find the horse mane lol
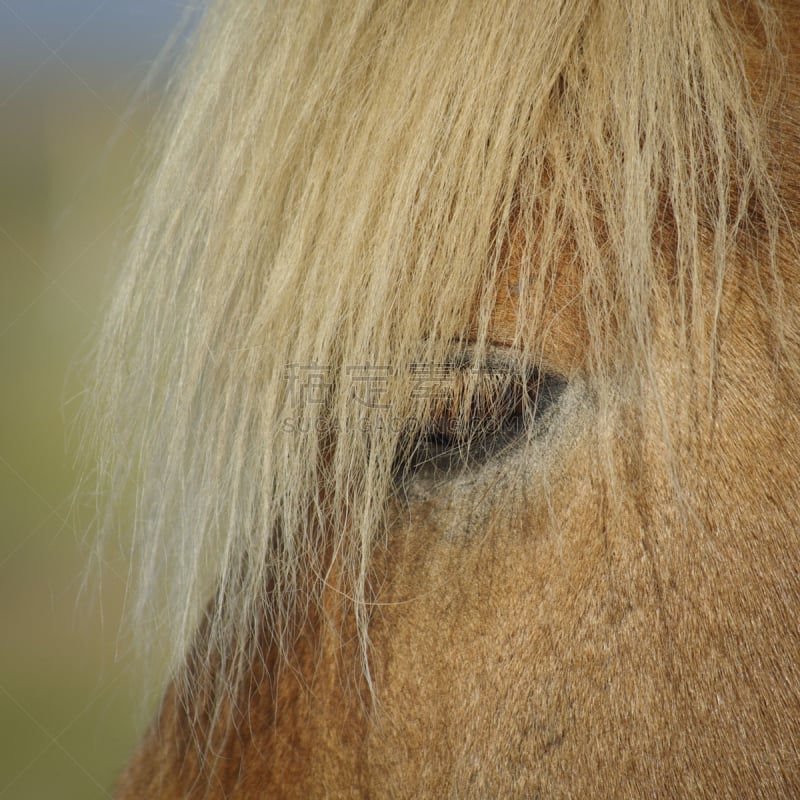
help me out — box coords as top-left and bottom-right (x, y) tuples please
(92, 0), (788, 703)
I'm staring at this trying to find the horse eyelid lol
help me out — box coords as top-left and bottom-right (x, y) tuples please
(396, 356), (567, 478)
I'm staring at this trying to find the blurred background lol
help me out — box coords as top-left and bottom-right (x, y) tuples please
(1, 2), (201, 797)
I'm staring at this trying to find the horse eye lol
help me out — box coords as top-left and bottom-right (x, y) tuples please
(395, 361), (566, 478)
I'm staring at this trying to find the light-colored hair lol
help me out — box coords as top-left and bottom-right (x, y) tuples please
(93, 0), (785, 700)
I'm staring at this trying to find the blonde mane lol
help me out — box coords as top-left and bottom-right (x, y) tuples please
(94, 0), (787, 702)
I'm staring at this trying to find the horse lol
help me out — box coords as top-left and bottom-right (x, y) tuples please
(95, 0), (800, 796)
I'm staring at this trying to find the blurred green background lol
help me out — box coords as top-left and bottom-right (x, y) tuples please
(1, 3), (197, 797)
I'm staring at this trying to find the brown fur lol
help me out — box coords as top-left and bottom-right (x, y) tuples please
(111, 2), (800, 797)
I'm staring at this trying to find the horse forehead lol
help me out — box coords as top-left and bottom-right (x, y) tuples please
(484, 227), (589, 375)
